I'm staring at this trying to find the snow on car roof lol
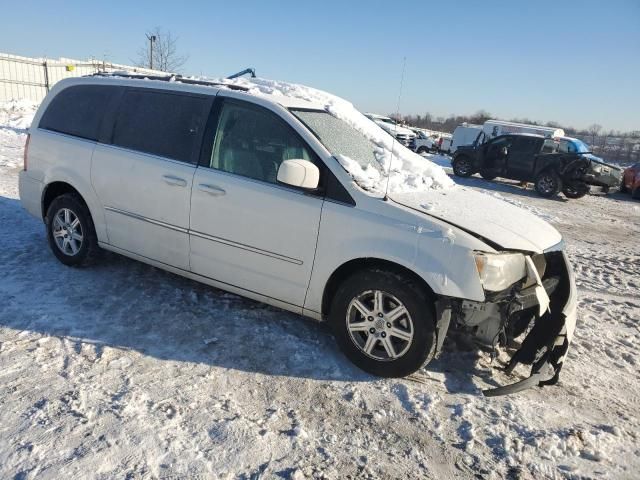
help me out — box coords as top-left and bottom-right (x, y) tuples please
(221, 77), (455, 194)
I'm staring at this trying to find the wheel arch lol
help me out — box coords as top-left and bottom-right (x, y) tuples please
(41, 181), (85, 220)
(321, 257), (437, 318)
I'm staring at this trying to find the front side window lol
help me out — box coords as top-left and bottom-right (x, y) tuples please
(112, 90), (208, 163)
(39, 85), (115, 141)
(210, 101), (315, 184)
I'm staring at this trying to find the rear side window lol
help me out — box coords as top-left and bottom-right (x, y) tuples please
(39, 85), (114, 141)
(112, 90), (209, 163)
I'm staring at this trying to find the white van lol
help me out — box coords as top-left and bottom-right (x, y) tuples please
(450, 123), (483, 153)
(19, 75), (576, 394)
(483, 120), (564, 140)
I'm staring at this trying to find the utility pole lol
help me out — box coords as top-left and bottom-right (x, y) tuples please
(146, 34), (156, 69)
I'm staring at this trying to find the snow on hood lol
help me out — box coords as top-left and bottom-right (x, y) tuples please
(392, 188), (562, 253)
(220, 77), (454, 195)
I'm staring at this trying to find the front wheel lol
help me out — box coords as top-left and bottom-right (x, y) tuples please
(416, 146), (430, 154)
(452, 156), (474, 177)
(534, 170), (563, 198)
(562, 181), (590, 199)
(329, 269), (436, 377)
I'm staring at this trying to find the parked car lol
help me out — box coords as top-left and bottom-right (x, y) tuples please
(364, 113), (416, 149)
(438, 136), (452, 154)
(558, 137), (623, 193)
(19, 76), (577, 395)
(621, 162), (640, 199)
(413, 130), (439, 154)
(452, 133), (592, 199)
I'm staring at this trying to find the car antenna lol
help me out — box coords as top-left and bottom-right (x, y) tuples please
(383, 56), (407, 201)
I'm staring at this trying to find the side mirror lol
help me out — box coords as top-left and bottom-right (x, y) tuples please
(277, 159), (320, 190)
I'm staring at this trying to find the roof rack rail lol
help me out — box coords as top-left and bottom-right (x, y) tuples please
(87, 72), (250, 91)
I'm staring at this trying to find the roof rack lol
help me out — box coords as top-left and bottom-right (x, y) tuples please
(87, 72), (250, 91)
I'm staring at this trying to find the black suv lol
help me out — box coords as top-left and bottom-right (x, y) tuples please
(452, 133), (592, 199)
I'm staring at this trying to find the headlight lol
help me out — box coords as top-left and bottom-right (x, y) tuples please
(474, 252), (527, 292)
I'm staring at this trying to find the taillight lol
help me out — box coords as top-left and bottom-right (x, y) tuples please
(23, 134), (30, 171)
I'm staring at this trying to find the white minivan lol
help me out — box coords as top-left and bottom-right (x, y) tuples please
(19, 75), (577, 395)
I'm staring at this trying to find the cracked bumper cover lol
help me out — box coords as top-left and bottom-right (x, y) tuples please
(482, 250), (577, 396)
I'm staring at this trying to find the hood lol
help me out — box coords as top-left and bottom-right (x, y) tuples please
(374, 120), (415, 136)
(391, 187), (562, 253)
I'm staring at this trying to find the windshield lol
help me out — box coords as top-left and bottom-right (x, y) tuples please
(293, 109), (382, 174)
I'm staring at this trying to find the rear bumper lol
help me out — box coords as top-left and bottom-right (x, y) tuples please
(483, 250), (577, 396)
(18, 170), (43, 220)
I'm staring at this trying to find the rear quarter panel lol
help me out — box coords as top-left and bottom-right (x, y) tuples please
(28, 129), (107, 241)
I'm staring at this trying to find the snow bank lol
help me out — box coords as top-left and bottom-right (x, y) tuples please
(0, 100), (38, 169)
(220, 77), (455, 195)
(0, 99), (38, 131)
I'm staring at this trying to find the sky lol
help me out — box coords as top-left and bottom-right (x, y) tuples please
(1, 0), (638, 131)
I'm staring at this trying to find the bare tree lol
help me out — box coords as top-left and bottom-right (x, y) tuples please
(587, 123), (602, 145)
(135, 27), (189, 73)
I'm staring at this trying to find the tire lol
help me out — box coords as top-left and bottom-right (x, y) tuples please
(417, 146), (429, 154)
(46, 193), (99, 267)
(452, 156), (474, 177)
(534, 170), (563, 198)
(562, 182), (590, 199)
(633, 186), (640, 200)
(479, 169), (497, 181)
(329, 268), (437, 378)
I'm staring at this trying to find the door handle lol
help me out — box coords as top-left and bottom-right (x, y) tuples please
(162, 175), (187, 187)
(198, 184), (226, 196)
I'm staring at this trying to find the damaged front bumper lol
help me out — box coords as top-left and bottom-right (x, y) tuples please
(436, 247), (578, 396)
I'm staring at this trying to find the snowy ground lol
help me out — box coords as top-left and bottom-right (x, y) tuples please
(1, 103), (639, 479)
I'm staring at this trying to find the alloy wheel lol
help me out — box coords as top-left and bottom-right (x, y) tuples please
(52, 208), (84, 256)
(346, 290), (414, 361)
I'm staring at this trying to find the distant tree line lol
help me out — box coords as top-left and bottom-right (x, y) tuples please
(393, 110), (640, 164)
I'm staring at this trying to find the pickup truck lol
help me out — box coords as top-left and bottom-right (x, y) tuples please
(452, 133), (592, 199)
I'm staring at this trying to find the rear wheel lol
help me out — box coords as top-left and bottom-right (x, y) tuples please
(633, 186), (640, 200)
(329, 269), (436, 377)
(46, 194), (99, 266)
(452, 156), (474, 177)
(562, 181), (590, 199)
(534, 170), (562, 198)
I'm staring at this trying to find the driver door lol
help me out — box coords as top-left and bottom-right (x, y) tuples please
(189, 98), (325, 308)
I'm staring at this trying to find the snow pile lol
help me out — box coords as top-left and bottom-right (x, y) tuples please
(220, 77), (455, 195)
(0, 99), (37, 132)
(0, 100), (37, 169)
